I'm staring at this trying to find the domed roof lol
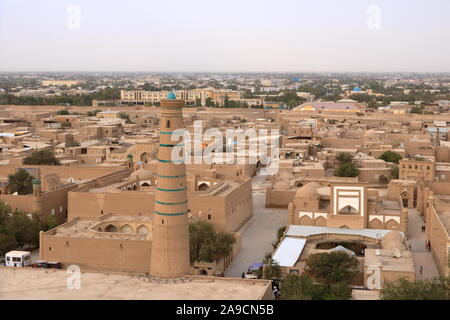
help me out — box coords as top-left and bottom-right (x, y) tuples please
(364, 129), (378, 137)
(295, 182), (321, 199)
(381, 231), (406, 251)
(382, 230), (403, 242)
(167, 92), (176, 100)
(274, 180), (290, 190)
(353, 87), (362, 92)
(129, 168), (154, 181)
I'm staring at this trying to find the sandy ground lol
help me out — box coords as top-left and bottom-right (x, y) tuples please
(225, 174), (287, 277)
(0, 267), (270, 300)
(407, 209), (439, 280)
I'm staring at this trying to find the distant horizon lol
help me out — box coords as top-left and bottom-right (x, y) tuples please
(1, 0), (450, 73)
(2, 70), (450, 75)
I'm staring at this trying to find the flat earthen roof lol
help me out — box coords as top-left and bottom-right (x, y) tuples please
(0, 268), (270, 300)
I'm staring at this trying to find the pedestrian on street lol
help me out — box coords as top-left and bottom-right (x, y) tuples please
(420, 265), (423, 276)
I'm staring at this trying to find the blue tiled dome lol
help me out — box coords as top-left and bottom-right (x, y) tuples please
(167, 92), (176, 100)
(353, 87), (362, 92)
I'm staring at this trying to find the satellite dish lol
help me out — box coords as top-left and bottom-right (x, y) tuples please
(375, 249), (381, 256)
(68, 177), (75, 183)
(393, 248), (402, 258)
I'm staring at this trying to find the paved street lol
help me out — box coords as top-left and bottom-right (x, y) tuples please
(407, 209), (439, 280)
(226, 178), (441, 281)
(225, 174), (287, 277)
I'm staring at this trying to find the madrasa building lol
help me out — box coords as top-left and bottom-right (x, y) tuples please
(38, 94), (253, 276)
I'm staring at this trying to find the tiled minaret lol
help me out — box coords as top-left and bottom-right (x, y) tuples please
(150, 92), (190, 277)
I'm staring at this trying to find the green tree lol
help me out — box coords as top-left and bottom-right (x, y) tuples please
(368, 100), (379, 109)
(189, 221), (235, 263)
(118, 112), (134, 124)
(5, 212), (42, 249)
(23, 149), (60, 165)
(87, 109), (101, 116)
(190, 221), (215, 262)
(57, 109), (70, 115)
(277, 226), (287, 238)
(8, 169), (33, 195)
(305, 252), (359, 285)
(0, 88), (115, 106)
(66, 141), (80, 148)
(336, 152), (353, 164)
(205, 97), (215, 107)
(272, 226), (287, 249)
(0, 200), (12, 226)
(281, 273), (352, 300)
(322, 281), (353, 300)
(214, 231), (237, 259)
(45, 214), (59, 230)
(282, 273), (322, 300)
(0, 200), (46, 253)
(0, 233), (18, 255)
(410, 106), (424, 114)
(381, 277), (450, 300)
(391, 165), (400, 179)
(262, 253), (282, 280)
(335, 162), (360, 177)
(378, 151), (402, 164)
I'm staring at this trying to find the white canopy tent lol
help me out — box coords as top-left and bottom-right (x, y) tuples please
(272, 238), (307, 267)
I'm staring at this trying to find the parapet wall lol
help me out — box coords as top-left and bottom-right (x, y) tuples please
(40, 231), (152, 273)
(265, 188), (296, 208)
(0, 164), (125, 181)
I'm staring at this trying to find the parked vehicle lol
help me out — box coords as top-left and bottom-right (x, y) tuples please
(32, 260), (48, 268)
(5, 251), (31, 268)
(47, 262), (62, 269)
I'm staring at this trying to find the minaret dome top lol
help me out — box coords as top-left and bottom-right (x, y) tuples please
(167, 92), (176, 100)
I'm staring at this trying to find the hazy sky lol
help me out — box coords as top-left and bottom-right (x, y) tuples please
(1, 0), (449, 72)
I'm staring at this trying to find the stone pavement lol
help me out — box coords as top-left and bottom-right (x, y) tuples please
(225, 175), (287, 277)
(407, 209), (439, 280)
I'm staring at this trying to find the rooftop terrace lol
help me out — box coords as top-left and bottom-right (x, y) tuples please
(0, 268), (271, 300)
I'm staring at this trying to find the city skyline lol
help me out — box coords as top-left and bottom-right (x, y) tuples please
(1, 0), (450, 73)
